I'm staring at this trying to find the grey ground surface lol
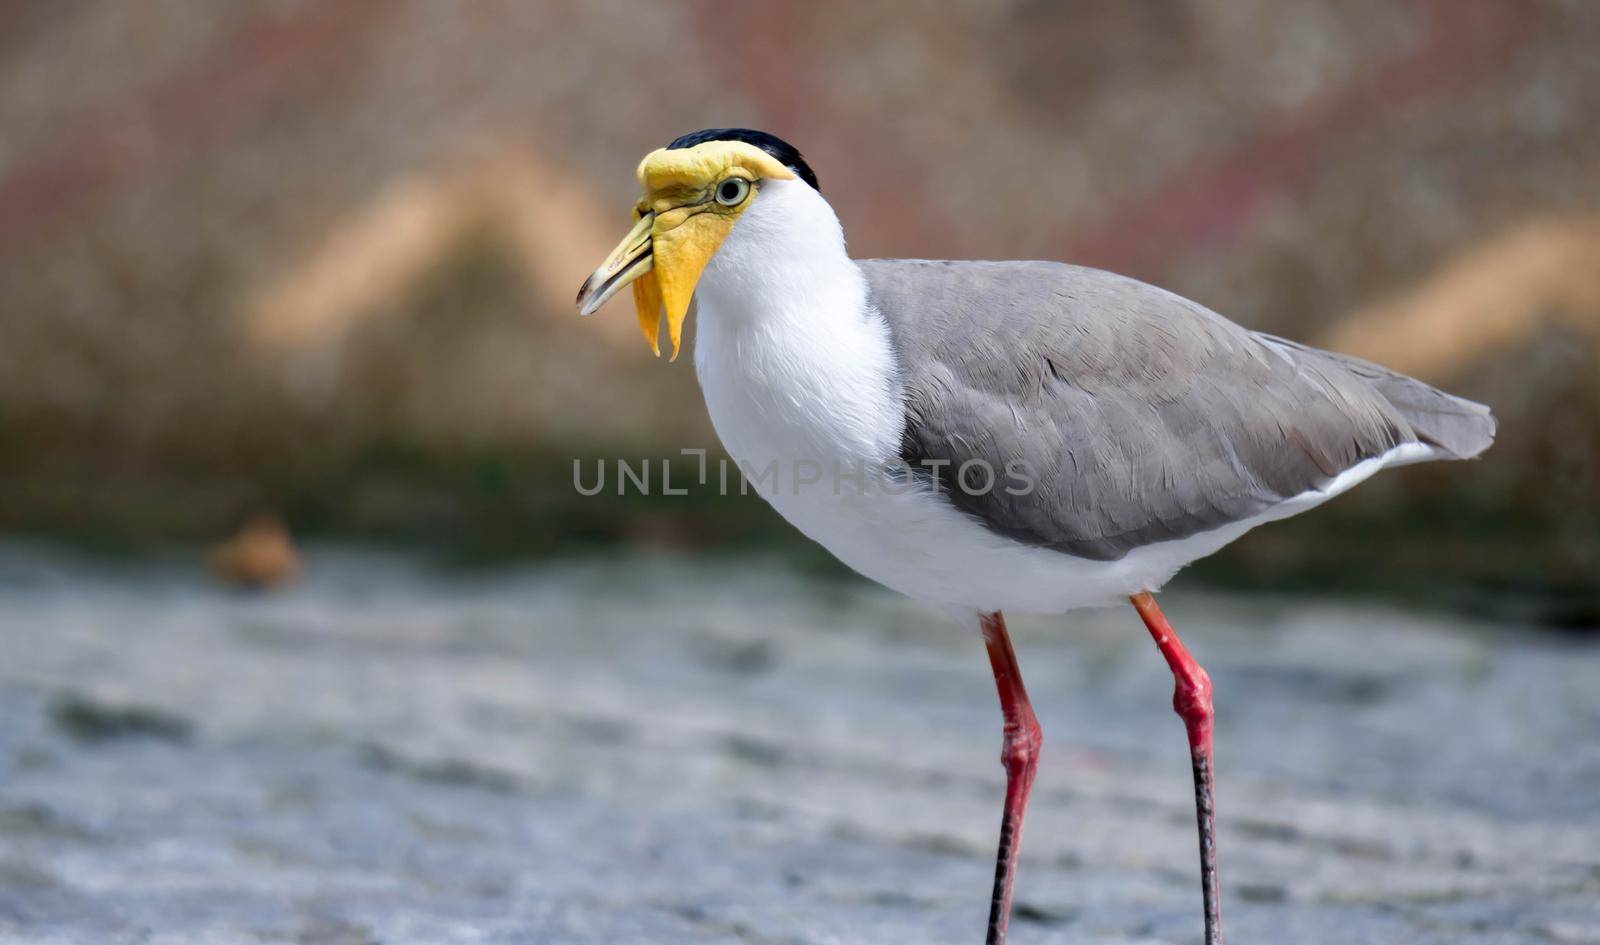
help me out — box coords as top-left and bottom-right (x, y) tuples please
(1, 543), (1598, 945)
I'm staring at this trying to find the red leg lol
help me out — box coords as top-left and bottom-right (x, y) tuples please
(979, 611), (1043, 945)
(1130, 592), (1222, 945)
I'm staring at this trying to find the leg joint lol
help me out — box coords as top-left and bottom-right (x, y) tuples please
(1000, 712), (1043, 776)
(1172, 664), (1214, 724)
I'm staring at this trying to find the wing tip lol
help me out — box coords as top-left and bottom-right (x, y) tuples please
(1417, 395), (1497, 461)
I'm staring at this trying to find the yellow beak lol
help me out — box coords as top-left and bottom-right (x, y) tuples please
(575, 202), (734, 361)
(575, 209), (653, 309)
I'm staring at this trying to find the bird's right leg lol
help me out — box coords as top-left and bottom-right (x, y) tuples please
(978, 610), (1043, 945)
(1130, 591), (1222, 945)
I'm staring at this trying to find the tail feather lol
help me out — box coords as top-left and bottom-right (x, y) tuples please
(1258, 333), (1497, 460)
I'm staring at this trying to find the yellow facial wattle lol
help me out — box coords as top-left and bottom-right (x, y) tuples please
(574, 140), (796, 360)
(629, 267), (666, 357)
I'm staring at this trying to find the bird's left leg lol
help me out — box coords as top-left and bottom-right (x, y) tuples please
(1130, 591), (1222, 945)
(978, 610), (1043, 945)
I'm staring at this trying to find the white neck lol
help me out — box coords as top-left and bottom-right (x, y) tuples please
(694, 179), (859, 328)
(691, 178), (902, 467)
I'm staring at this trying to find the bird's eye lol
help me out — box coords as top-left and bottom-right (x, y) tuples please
(715, 177), (750, 207)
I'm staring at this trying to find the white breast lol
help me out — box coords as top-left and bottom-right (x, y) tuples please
(688, 180), (1420, 614)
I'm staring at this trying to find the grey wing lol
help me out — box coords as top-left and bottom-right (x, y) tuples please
(861, 259), (1495, 561)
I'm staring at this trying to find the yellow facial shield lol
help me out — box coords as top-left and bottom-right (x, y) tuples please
(574, 141), (796, 360)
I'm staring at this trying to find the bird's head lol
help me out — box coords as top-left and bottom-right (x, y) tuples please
(574, 128), (820, 360)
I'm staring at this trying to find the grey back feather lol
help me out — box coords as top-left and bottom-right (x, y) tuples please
(860, 259), (1495, 561)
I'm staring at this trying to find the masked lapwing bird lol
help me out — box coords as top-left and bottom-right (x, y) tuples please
(576, 128), (1495, 945)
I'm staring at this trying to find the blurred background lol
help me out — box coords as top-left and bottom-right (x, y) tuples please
(4, 3), (1600, 943)
(1, 0), (1597, 616)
